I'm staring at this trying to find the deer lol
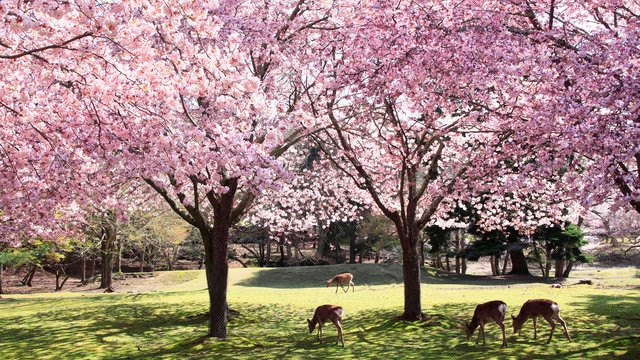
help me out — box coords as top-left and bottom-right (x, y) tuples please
(307, 304), (345, 347)
(512, 299), (571, 344)
(326, 272), (355, 293)
(464, 300), (508, 347)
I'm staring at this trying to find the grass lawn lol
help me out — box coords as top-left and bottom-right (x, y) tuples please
(0, 263), (638, 359)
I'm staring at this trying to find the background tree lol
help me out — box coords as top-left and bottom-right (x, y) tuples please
(531, 223), (591, 278)
(357, 214), (400, 264)
(0, 246), (32, 294)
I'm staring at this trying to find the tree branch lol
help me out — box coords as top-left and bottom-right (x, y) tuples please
(0, 32), (93, 60)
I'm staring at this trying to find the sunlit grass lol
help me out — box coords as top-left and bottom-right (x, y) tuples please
(0, 264), (639, 359)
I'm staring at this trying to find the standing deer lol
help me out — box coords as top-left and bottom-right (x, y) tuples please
(465, 300), (508, 347)
(326, 272), (355, 293)
(307, 304), (345, 347)
(512, 299), (571, 343)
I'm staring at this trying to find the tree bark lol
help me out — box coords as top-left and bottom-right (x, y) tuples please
(394, 216), (423, 320)
(265, 237), (272, 266)
(490, 255), (498, 275)
(501, 253), (509, 274)
(562, 260), (573, 278)
(349, 235), (357, 264)
(508, 248), (530, 275)
(197, 181), (237, 339)
(81, 256), (87, 283)
(21, 265), (36, 287)
(100, 222), (116, 291)
(115, 241), (122, 273)
(202, 227), (230, 338)
(400, 239), (423, 320)
(90, 254), (97, 279)
(555, 258), (565, 278)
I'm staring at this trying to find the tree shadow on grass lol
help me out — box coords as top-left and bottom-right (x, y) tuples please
(235, 263), (405, 288)
(235, 263), (562, 290)
(561, 292), (640, 359)
(0, 292), (209, 360)
(2, 294), (638, 360)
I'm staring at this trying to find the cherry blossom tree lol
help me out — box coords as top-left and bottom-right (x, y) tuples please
(301, 0), (538, 321)
(0, 0), (338, 338)
(246, 148), (370, 262)
(303, 0), (639, 320)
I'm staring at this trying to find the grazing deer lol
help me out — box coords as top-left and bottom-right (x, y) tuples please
(326, 272), (355, 293)
(307, 304), (345, 347)
(465, 300), (508, 347)
(512, 299), (571, 343)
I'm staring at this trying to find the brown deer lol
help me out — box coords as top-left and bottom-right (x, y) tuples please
(512, 299), (571, 343)
(326, 272), (355, 293)
(465, 300), (508, 347)
(307, 304), (345, 347)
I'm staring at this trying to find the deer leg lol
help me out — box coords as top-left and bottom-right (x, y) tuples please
(317, 323), (323, 342)
(545, 317), (556, 344)
(479, 323), (486, 346)
(335, 284), (339, 294)
(333, 320), (344, 347)
(498, 321), (507, 347)
(342, 284), (348, 293)
(555, 315), (571, 341)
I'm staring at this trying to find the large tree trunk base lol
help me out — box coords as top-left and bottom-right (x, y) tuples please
(397, 312), (428, 322)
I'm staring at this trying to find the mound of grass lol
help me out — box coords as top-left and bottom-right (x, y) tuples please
(0, 264), (639, 359)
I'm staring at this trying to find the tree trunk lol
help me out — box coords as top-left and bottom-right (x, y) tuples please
(202, 227), (229, 339)
(395, 217), (423, 320)
(315, 228), (329, 260)
(501, 253), (509, 274)
(22, 265), (36, 287)
(81, 256), (87, 283)
(278, 240), (285, 266)
(0, 264), (3, 295)
(200, 185), (236, 339)
(286, 241), (293, 265)
(90, 254), (97, 279)
(100, 222), (116, 291)
(258, 241), (265, 267)
(334, 241), (342, 264)
(349, 235), (357, 264)
(115, 241), (122, 273)
(265, 237), (272, 267)
(562, 261), (574, 278)
(55, 268), (70, 291)
(508, 247), (530, 275)
(490, 255), (497, 275)
(400, 239), (423, 320)
(544, 247), (553, 278)
(555, 258), (565, 278)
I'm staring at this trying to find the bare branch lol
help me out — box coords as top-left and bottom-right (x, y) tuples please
(0, 32), (93, 60)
